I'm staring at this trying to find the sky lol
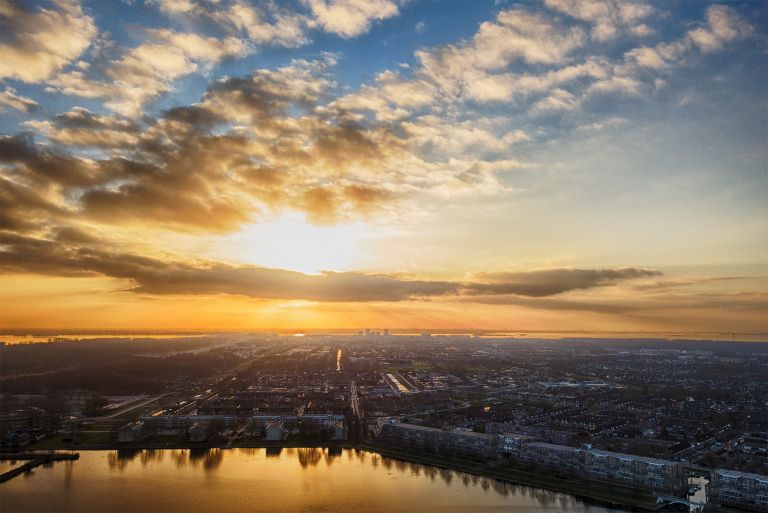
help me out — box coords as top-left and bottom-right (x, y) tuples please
(0, 0), (766, 334)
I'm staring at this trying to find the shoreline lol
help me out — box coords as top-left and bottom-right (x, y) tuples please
(360, 443), (667, 512)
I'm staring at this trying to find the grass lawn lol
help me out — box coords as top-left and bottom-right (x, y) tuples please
(75, 431), (115, 445)
(82, 424), (117, 431)
(27, 434), (69, 450)
(26, 430), (115, 448)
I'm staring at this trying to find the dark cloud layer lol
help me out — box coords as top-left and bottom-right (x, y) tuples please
(467, 268), (662, 297)
(467, 288), (768, 315)
(0, 232), (659, 302)
(0, 175), (69, 232)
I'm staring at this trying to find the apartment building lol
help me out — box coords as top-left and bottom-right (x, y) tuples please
(379, 422), (497, 458)
(707, 469), (768, 512)
(583, 450), (687, 495)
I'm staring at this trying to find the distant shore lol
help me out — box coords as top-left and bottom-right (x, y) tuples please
(3, 331), (767, 344)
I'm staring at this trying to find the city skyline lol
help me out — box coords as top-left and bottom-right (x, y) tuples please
(1, 0), (766, 333)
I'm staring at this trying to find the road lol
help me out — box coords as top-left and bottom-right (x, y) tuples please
(350, 381), (362, 419)
(95, 392), (174, 420)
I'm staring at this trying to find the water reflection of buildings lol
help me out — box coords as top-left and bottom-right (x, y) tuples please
(365, 451), (577, 508)
(297, 448), (322, 467)
(107, 448), (224, 472)
(265, 447), (282, 458)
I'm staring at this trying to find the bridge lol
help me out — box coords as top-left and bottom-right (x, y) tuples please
(655, 495), (705, 512)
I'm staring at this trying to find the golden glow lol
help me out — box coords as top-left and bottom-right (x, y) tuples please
(211, 214), (373, 274)
(2, 274), (765, 336)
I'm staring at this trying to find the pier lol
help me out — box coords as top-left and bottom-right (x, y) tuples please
(0, 452), (79, 483)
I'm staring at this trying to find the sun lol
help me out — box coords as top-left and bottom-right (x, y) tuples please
(214, 213), (373, 274)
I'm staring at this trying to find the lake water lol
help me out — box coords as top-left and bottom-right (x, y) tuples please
(1, 449), (631, 513)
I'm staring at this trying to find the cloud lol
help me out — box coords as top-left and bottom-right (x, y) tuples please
(7, 50), (528, 234)
(0, 176), (70, 233)
(0, 133), (252, 232)
(687, 5), (752, 53)
(466, 268), (662, 297)
(0, 232), (663, 302)
(0, 133), (100, 188)
(575, 116), (627, 131)
(1, 58), (402, 231)
(623, 5), (752, 71)
(334, 2), (755, 135)
(402, 115), (530, 159)
(201, 55), (337, 124)
(544, 0), (654, 41)
(25, 107), (141, 147)
(330, 5), (608, 124)
(155, 0), (404, 44)
(335, 5), (590, 122)
(153, 0), (309, 47)
(461, 290), (768, 317)
(413, 7), (585, 104)
(0, 231), (458, 300)
(48, 29), (248, 116)
(0, 0), (96, 82)
(0, 87), (38, 113)
(331, 71), (435, 121)
(305, 0), (399, 38)
(459, 294), (632, 315)
(2, 3), (757, 242)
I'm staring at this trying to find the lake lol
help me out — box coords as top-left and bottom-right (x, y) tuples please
(1, 448), (631, 513)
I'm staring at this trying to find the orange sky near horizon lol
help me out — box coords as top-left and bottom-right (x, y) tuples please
(1, 273), (765, 335)
(0, 1), (766, 335)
